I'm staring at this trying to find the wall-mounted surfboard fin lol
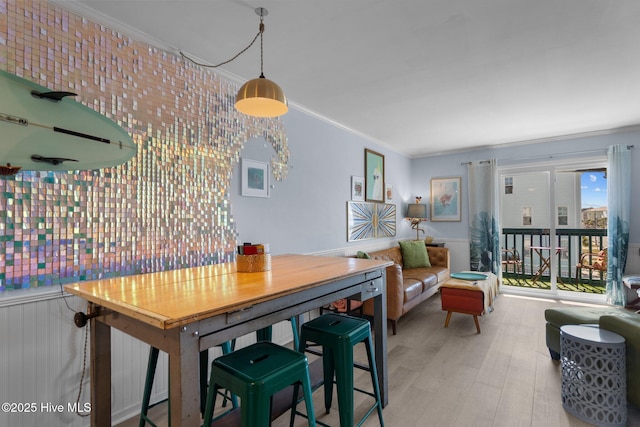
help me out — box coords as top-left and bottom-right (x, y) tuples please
(31, 91), (77, 101)
(31, 155), (79, 165)
(0, 163), (22, 176)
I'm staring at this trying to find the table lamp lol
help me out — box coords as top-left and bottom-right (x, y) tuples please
(406, 203), (428, 240)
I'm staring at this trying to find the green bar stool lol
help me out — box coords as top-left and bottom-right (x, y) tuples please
(203, 341), (316, 427)
(291, 313), (384, 427)
(141, 319), (301, 426)
(139, 342), (236, 427)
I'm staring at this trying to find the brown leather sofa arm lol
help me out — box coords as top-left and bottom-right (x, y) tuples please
(383, 263), (404, 321)
(363, 263), (404, 322)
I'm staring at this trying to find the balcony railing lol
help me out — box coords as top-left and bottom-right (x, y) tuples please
(501, 228), (607, 293)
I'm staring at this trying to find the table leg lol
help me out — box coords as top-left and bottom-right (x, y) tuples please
(90, 318), (111, 427)
(169, 325), (201, 426)
(373, 272), (388, 407)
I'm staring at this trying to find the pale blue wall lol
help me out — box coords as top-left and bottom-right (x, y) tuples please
(230, 107), (416, 254)
(410, 131), (640, 244)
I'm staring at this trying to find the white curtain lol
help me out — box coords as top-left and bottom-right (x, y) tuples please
(467, 160), (500, 274)
(606, 144), (632, 306)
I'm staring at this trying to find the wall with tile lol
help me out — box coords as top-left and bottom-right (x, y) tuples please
(0, 0), (290, 292)
(0, 3), (414, 424)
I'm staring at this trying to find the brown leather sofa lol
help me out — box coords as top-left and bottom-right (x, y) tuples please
(362, 245), (450, 334)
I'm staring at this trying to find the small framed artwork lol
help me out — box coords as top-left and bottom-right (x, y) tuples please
(351, 176), (364, 201)
(365, 149), (385, 203)
(385, 183), (393, 201)
(241, 158), (269, 197)
(430, 177), (461, 221)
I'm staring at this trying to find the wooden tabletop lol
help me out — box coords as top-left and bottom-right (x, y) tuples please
(64, 254), (391, 330)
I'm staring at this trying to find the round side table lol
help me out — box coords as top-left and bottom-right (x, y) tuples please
(560, 325), (626, 427)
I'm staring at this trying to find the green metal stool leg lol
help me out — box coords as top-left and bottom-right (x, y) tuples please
(334, 342), (355, 426)
(300, 366), (317, 427)
(199, 349), (208, 415)
(364, 336), (384, 427)
(290, 316), (300, 350)
(256, 325), (273, 342)
(139, 347), (160, 427)
(200, 342), (238, 419)
(202, 382), (219, 426)
(322, 346), (334, 414)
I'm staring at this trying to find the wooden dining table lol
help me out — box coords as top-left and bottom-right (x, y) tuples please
(64, 254), (393, 426)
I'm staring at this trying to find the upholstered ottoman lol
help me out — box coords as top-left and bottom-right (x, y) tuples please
(440, 272), (499, 333)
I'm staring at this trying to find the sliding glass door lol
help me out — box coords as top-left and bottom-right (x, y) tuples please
(499, 159), (607, 298)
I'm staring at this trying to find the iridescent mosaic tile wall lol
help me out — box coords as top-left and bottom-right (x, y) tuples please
(0, 0), (289, 291)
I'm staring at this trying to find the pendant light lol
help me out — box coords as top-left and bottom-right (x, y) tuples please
(181, 8), (287, 117)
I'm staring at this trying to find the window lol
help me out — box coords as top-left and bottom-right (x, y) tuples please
(522, 207), (532, 225)
(557, 206), (568, 226)
(504, 176), (513, 194)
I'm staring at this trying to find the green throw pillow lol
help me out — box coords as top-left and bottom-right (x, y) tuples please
(356, 251), (371, 259)
(399, 240), (431, 268)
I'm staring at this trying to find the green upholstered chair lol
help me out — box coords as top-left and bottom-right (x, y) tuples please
(545, 306), (640, 407)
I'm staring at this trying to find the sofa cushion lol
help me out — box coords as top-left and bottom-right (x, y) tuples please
(399, 240), (431, 268)
(405, 266), (450, 285)
(403, 278), (424, 302)
(356, 251), (371, 259)
(429, 266), (451, 283)
(403, 269), (438, 290)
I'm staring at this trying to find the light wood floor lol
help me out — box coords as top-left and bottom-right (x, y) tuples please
(117, 293), (640, 426)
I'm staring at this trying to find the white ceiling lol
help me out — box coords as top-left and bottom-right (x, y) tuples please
(56, 0), (640, 157)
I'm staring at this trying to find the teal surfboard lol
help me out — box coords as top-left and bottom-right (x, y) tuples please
(0, 70), (136, 174)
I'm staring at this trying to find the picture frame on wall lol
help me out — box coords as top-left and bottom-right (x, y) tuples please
(351, 176), (364, 201)
(365, 149), (385, 203)
(430, 177), (461, 221)
(241, 158), (269, 197)
(347, 201), (396, 241)
(386, 183), (393, 201)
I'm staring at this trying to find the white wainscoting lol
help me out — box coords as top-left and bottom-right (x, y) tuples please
(0, 291), (298, 427)
(0, 293), (166, 427)
(439, 238), (470, 273)
(626, 243), (640, 274)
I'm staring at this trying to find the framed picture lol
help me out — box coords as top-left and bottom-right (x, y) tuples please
(365, 149), (385, 202)
(241, 158), (269, 197)
(347, 202), (396, 241)
(430, 177), (461, 221)
(385, 183), (393, 201)
(351, 176), (364, 201)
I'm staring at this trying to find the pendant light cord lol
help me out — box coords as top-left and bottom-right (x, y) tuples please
(180, 15), (265, 71)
